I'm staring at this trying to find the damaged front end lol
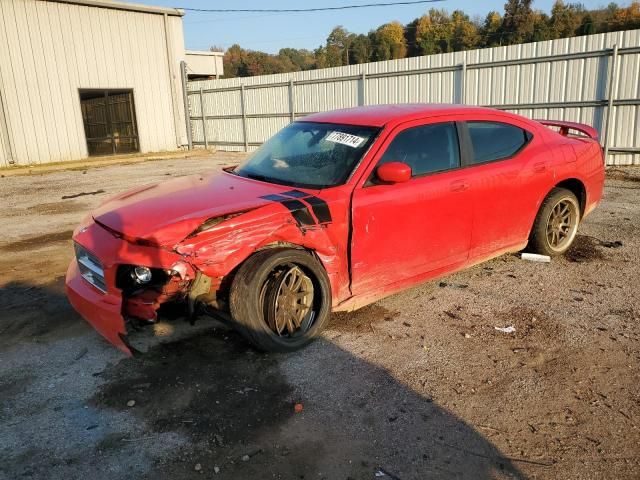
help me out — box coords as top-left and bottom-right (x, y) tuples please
(66, 218), (220, 356)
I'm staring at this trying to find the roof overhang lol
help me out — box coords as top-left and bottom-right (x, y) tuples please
(42, 0), (184, 16)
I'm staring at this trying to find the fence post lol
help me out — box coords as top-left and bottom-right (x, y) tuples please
(199, 87), (208, 150)
(603, 44), (619, 163)
(289, 78), (295, 122)
(180, 61), (193, 150)
(360, 71), (367, 106)
(459, 58), (467, 105)
(240, 84), (248, 152)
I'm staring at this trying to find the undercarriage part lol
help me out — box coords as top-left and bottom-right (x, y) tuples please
(188, 271), (212, 323)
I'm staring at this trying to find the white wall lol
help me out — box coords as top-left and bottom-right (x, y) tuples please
(0, 0), (187, 166)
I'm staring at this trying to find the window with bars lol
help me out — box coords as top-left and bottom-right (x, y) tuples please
(79, 89), (139, 156)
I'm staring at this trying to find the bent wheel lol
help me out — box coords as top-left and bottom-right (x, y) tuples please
(528, 187), (580, 256)
(230, 248), (331, 352)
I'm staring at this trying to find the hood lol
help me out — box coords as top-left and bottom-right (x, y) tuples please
(92, 171), (297, 246)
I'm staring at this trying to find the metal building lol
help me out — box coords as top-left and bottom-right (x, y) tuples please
(0, 0), (212, 166)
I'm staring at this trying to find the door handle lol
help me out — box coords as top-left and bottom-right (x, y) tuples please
(533, 162), (546, 173)
(450, 180), (469, 192)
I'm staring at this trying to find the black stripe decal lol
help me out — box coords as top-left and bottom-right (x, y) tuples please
(280, 199), (316, 226)
(303, 196), (332, 223)
(280, 190), (308, 199)
(260, 194), (290, 202)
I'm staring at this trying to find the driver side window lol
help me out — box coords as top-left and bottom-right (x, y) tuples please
(378, 122), (461, 177)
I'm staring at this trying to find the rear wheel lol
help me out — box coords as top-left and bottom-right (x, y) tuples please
(528, 187), (580, 256)
(229, 248), (331, 352)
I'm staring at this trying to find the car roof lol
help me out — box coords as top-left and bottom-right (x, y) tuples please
(299, 103), (503, 127)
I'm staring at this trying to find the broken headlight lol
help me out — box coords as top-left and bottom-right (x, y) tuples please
(116, 265), (170, 293)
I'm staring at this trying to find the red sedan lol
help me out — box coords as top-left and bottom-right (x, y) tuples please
(66, 104), (604, 355)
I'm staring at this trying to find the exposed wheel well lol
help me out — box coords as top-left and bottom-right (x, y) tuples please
(214, 244), (322, 312)
(555, 178), (586, 216)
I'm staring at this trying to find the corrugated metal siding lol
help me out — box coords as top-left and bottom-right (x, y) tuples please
(0, 0), (186, 166)
(189, 29), (640, 165)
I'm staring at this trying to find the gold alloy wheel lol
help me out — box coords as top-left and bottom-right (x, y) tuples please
(268, 265), (315, 336)
(546, 197), (579, 252)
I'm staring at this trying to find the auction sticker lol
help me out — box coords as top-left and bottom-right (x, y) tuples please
(326, 131), (365, 148)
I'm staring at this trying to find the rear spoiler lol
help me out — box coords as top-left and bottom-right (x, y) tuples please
(536, 120), (599, 141)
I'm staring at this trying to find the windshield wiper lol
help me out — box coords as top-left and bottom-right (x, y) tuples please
(241, 171), (330, 189)
(244, 172), (278, 183)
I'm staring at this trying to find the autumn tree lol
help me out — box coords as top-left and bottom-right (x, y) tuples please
(278, 48), (316, 71)
(550, 1), (585, 38)
(502, 0), (534, 44)
(370, 22), (407, 60)
(221, 1), (640, 77)
(326, 26), (351, 67)
(451, 10), (480, 51)
(413, 9), (453, 54)
(481, 11), (503, 47)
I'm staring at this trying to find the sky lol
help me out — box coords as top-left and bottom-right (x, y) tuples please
(130, 0), (611, 53)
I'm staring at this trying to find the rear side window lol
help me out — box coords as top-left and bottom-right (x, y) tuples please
(467, 122), (532, 164)
(378, 122), (461, 177)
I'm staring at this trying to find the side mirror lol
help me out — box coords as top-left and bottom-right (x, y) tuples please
(376, 162), (411, 184)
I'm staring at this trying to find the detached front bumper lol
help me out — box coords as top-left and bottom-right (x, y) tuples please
(66, 257), (130, 354)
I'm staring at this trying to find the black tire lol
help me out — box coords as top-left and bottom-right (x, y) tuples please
(528, 187), (581, 256)
(229, 248), (332, 352)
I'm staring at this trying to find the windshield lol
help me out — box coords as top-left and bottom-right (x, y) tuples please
(234, 122), (379, 188)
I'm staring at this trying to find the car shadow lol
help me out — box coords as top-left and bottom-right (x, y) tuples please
(1, 206), (528, 478)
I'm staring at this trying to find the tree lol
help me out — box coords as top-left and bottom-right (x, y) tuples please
(349, 34), (372, 64)
(326, 26), (351, 67)
(501, 0), (534, 44)
(278, 48), (316, 71)
(371, 21), (407, 60)
(577, 13), (596, 35)
(481, 11), (503, 47)
(221, 1), (639, 77)
(414, 9), (453, 54)
(223, 44), (247, 78)
(451, 10), (480, 51)
(550, 1), (585, 39)
(530, 11), (554, 41)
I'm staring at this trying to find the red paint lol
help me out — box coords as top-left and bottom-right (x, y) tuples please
(376, 162), (412, 183)
(66, 105), (605, 354)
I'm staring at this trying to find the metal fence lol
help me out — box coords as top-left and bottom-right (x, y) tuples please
(186, 29), (640, 165)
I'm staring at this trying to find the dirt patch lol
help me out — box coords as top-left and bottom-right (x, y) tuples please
(91, 330), (298, 475)
(565, 235), (606, 263)
(490, 306), (562, 342)
(328, 303), (400, 333)
(0, 230), (73, 252)
(0, 276), (84, 346)
(606, 168), (640, 183)
(6, 201), (87, 218)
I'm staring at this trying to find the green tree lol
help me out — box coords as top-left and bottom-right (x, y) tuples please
(414, 9), (453, 54)
(326, 26), (351, 67)
(278, 48), (316, 71)
(550, 1), (585, 38)
(502, 0), (534, 44)
(451, 10), (480, 51)
(349, 34), (372, 64)
(481, 11), (503, 47)
(371, 21), (407, 60)
(530, 11), (554, 41)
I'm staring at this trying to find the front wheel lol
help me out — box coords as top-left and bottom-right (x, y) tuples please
(527, 187), (581, 256)
(229, 248), (332, 352)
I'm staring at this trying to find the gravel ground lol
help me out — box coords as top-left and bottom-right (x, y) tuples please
(0, 154), (639, 480)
